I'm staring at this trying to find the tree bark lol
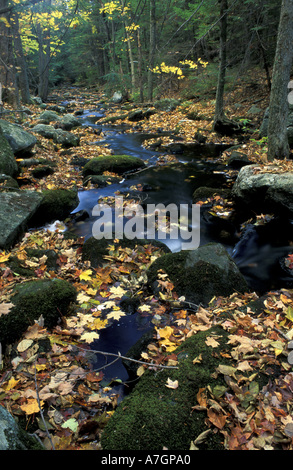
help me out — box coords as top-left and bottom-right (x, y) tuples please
(147, 0), (156, 101)
(213, 0), (228, 127)
(267, 0), (293, 161)
(11, 11), (30, 104)
(0, 0), (19, 106)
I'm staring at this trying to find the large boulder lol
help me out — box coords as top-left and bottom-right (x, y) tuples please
(53, 129), (80, 148)
(60, 114), (81, 130)
(0, 406), (42, 450)
(101, 326), (232, 450)
(31, 124), (57, 139)
(37, 110), (61, 124)
(0, 127), (18, 176)
(0, 278), (77, 347)
(0, 119), (37, 156)
(0, 191), (43, 249)
(82, 236), (170, 268)
(82, 154), (145, 178)
(232, 164), (293, 217)
(146, 243), (248, 306)
(29, 188), (79, 226)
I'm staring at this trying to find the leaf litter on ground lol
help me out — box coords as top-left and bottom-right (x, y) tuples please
(1, 82), (293, 449)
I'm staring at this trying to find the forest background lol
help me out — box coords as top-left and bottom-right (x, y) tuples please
(0, 0), (281, 110)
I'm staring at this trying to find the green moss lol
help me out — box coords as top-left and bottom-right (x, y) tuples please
(82, 154), (145, 177)
(0, 278), (76, 346)
(29, 188), (79, 226)
(82, 236), (170, 268)
(146, 244), (248, 306)
(7, 248), (58, 277)
(101, 326), (230, 450)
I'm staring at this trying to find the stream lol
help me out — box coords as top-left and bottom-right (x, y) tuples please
(66, 106), (293, 397)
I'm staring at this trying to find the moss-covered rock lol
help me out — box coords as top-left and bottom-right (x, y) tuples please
(82, 154), (145, 178)
(101, 326), (232, 450)
(146, 243), (249, 306)
(82, 236), (170, 268)
(0, 278), (76, 347)
(0, 174), (19, 191)
(83, 174), (121, 187)
(29, 188), (79, 226)
(0, 126), (18, 176)
(7, 248), (59, 277)
(0, 405), (43, 450)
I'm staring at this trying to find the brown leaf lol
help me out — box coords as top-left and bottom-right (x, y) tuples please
(0, 302), (14, 317)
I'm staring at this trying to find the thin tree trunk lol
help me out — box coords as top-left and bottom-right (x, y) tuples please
(147, 0), (156, 101)
(267, 0), (293, 161)
(0, 0), (19, 106)
(213, 0), (228, 127)
(12, 11), (30, 104)
(137, 28), (144, 102)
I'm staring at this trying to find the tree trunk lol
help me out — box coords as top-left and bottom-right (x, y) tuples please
(147, 0), (156, 101)
(0, 0), (19, 106)
(37, 21), (51, 102)
(267, 0), (293, 161)
(11, 11), (30, 104)
(213, 0), (228, 127)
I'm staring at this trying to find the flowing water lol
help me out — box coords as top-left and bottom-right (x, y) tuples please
(67, 106), (293, 396)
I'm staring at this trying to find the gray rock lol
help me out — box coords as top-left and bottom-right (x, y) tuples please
(53, 129), (80, 148)
(0, 119), (37, 156)
(38, 110), (61, 123)
(82, 154), (145, 177)
(31, 123), (57, 139)
(146, 243), (248, 306)
(0, 405), (42, 450)
(0, 126), (18, 176)
(111, 91), (123, 103)
(232, 164), (293, 216)
(60, 114), (81, 130)
(0, 174), (19, 190)
(0, 191), (43, 249)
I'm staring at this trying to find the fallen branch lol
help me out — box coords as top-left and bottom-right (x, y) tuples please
(74, 345), (179, 370)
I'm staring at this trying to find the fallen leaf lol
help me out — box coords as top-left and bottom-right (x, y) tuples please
(20, 398), (43, 415)
(106, 309), (126, 320)
(205, 336), (220, 348)
(0, 303), (14, 316)
(165, 378), (178, 389)
(79, 269), (93, 281)
(61, 417), (79, 432)
(80, 331), (100, 343)
(17, 339), (34, 352)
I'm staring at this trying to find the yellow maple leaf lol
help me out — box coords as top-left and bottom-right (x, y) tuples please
(77, 292), (91, 304)
(106, 309), (126, 321)
(3, 377), (19, 391)
(80, 331), (100, 343)
(79, 269), (93, 281)
(88, 318), (108, 330)
(0, 251), (11, 263)
(20, 398), (43, 415)
(109, 285), (127, 297)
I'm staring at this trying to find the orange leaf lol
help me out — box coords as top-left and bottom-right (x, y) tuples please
(20, 398), (43, 415)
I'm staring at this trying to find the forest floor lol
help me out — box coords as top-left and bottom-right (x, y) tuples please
(1, 72), (293, 450)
